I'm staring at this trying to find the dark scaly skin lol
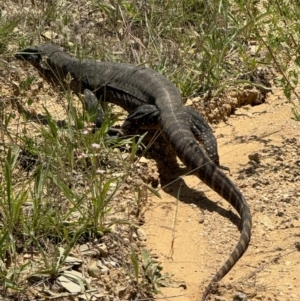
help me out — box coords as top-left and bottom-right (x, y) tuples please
(15, 44), (252, 300)
(15, 45), (221, 166)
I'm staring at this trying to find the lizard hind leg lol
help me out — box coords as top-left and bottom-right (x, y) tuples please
(184, 107), (230, 171)
(121, 104), (161, 134)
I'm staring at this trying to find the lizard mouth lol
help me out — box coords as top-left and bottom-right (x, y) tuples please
(15, 47), (42, 66)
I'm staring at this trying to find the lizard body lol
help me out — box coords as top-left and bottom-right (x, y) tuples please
(16, 44), (252, 300)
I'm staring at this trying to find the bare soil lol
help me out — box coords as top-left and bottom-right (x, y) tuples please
(143, 89), (300, 301)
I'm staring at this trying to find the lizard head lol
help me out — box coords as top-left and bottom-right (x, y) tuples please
(15, 46), (43, 67)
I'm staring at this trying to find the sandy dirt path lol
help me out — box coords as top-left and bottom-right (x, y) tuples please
(143, 89), (300, 301)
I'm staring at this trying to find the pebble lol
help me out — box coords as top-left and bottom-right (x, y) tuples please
(100, 265), (109, 275)
(87, 263), (101, 278)
(214, 297), (226, 301)
(139, 156), (149, 163)
(98, 243), (109, 257)
(281, 194), (291, 203)
(233, 292), (247, 301)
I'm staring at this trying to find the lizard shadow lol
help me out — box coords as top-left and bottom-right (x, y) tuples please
(143, 135), (242, 231)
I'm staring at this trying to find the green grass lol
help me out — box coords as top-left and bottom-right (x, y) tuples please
(0, 0), (300, 299)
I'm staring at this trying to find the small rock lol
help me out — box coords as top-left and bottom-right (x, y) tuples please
(249, 45), (259, 56)
(42, 30), (58, 40)
(97, 261), (109, 275)
(275, 156), (284, 161)
(137, 228), (147, 241)
(99, 264), (109, 275)
(123, 238), (130, 244)
(110, 260), (117, 267)
(214, 297), (226, 301)
(233, 291), (247, 301)
(281, 194), (291, 203)
(139, 156), (149, 164)
(98, 243), (108, 257)
(88, 263), (102, 278)
(248, 152), (260, 163)
(185, 98), (193, 106)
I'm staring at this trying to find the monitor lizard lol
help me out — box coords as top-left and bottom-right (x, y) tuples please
(15, 44), (252, 300)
